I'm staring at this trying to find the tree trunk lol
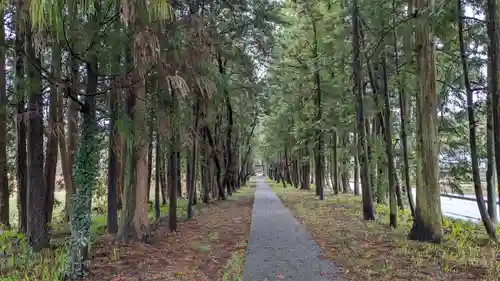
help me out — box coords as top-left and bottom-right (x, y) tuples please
(293, 159), (300, 188)
(147, 125), (153, 202)
(408, 0), (443, 243)
(401, 0), (416, 219)
(353, 130), (360, 196)
(332, 133), (339, 194)
(0, 9), (8, 228)
(487, 67), (498, 223)
(168, 130), (178, 232)
(107, 83), (119, 234)
(117, 135), (125, 209)
(64, 2), (80, 219)
(154, 131), (161, 220)
(204, 125), (226, 200)
(188, 99), (200, 219)
(44, 45), (61, 226)
(458, 1), (498, 239)
(381, 55), (397, 228)
(15, 6), (27, 232)
(487, 0), (500, 223)
(201, 138), (210, 203)
(160, 150), (168, 205)
(133, 74), (150, 241)
(340, 133), (350, 193)
(176, 150), (181, 197)
(66, 58), (99, 278)
(352, 0), (375, 220)
(118, 46), (137, 240)
(26, 25), (48, 251)
(301, 144), (310, 189)
(312, 18), (323, 200)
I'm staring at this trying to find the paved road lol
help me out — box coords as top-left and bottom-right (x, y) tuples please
(242, 177), (344, 281)
(410, 188), (499, 222)
(353, 183), (497, 222)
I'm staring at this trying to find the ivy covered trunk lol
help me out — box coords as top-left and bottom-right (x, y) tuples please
(64, 0), (80, 222)
(65, 60), (99, 279)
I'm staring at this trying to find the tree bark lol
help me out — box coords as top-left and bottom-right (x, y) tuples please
(107, 82), (119, 234)
(0, 9), (8, 227)
(487, 0), (500, 222)
(401, 0), (416, 219)
(154, 131), (161, 220)
(168, 129), (179, 232)
(66, 55), (99, 278)
(332, 133), (339, 194)
(26, 25), (48, 251)
(381, 55), (397, 228)
(458, 0), (498, 239)
(187, 99), (200, 219)
(353, 130), (360, 196)
(408, 0), (443, 243)
(352, 0), (375, 220)
(133, 74), (150, 241)
(44, 45), (61, 226)
(147, 124), (153, 202)
(15, 6), (27, 232)
(118, 45), (137, 240)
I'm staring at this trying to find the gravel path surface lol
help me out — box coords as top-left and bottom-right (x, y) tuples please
(242, 177), (345, 281)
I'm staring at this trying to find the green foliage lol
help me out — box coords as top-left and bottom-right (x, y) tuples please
(221, 244), (246, 281)
(0, 231), (66, 281)
(64, 113), (101, 279)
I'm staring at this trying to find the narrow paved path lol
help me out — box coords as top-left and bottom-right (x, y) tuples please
(242, 177), (345, 281)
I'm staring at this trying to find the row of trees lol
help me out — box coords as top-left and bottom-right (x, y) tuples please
(260, 0), (500, 243)
(0, 0), (275, 279)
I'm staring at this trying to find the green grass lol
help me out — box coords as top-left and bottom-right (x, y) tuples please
(221, 241), (247, 281)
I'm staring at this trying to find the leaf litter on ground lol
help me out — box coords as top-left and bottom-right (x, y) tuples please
(82, 189), (255, 281)
(270, 182), (500, 281)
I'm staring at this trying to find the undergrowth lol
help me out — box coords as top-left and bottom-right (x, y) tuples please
(0, 199), (190, 281)
(221, 241), (247, 281)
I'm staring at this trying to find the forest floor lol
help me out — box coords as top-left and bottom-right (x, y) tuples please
(1, 185), (255, 281)
(269, 180), (500, 281)
(83, 187), (255, 281)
